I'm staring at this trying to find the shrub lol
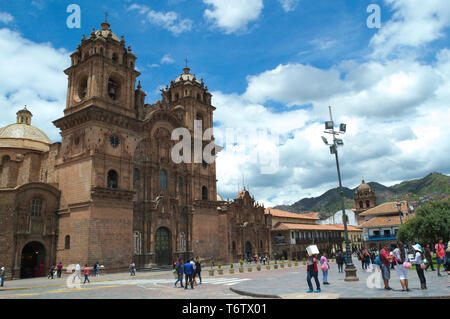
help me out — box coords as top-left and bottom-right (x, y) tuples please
(230, 263), (234, 269)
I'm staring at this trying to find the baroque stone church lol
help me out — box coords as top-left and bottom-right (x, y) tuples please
(0, 20), (271, 279)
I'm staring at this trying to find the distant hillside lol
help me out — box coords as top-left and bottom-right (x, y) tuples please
(273, 172), (450, 215)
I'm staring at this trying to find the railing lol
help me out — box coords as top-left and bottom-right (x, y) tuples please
(368, 234), (397, 241)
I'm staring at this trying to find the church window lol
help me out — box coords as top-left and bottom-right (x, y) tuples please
(65, 235), (70, 249)
(108, 78), (120, 100)
(109, 134), (120, 148)
(366, 200), (370, 208)
(134, 168), (140, 182)
(202, 186), (208, 200)
(130, 62), (134, 69)
(232, 241), (236, 250)
(359, 201), (363, 209)
(133, 231), (142, 255)
(178, 177), (183, 190)
(260, 240), (263, 249)
(2, 155), (10, 164)
(107, 170), (118, 189)
(197, 93), (201, 101)
(175, 93), (179, 101)
(160, 169), (167, 189)
(78, 77), (88, 100)
(31, 199), (42, 216)
(112, 52), (118, 63)
(202, 160), (208, 169)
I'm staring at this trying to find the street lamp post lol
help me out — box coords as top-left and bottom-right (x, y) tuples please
(321, 106), (358, 281)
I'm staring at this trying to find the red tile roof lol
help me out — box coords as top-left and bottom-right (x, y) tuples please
(358, 215), (413, 228)
(359, 201), (408, 217)
(265, 208), (319, 220)
(272, 222), (362, 232)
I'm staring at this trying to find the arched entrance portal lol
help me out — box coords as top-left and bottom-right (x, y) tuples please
(245, 241), (252, 260)
(21, 241), (45, 278)
(155, 227), (171, 266)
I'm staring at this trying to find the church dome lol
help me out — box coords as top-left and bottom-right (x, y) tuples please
(217, 194), (224, 201)
(356, 180), (372, 192)
(0, 107), (51, 152)
(175, 67), (201, 84)
(91, 20), (120, 42)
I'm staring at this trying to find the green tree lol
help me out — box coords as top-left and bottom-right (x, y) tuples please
(397, 200), (450, 244)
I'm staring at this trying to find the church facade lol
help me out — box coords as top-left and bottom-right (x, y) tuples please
(0, 20), (271, 279)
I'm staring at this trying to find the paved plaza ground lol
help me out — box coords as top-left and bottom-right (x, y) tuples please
(0, 261), (448, 299)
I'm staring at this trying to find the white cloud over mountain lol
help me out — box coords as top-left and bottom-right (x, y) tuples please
(213, 1), (450, 207)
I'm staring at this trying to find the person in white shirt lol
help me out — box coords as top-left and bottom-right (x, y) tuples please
(393, 242), (410, 292)
(411, 244), (427, 289)
(73, 263), (81, 282)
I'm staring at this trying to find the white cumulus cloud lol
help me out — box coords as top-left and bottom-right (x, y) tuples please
(203, 0), (264, 34)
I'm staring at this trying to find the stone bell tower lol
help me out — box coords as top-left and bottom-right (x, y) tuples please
(160, 64), (217, 202)
(53, 19), (144, 271)
(64, 18), (141, 119)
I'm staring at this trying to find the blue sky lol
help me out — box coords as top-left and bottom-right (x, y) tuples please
(0, 0), (449, 207)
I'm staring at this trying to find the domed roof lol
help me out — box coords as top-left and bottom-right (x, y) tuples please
(91, 21), (120, 42)
(356, 179), (372, 192)
(0, 107), (51, 152)
(217, 194), (224, 201)
(175, 67), (201, 84)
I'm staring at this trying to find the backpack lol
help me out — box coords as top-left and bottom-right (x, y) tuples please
(374, 253), (383, 267)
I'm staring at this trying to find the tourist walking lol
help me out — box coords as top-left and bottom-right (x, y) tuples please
(93, 263), (98, 278)
(393, 242), (410, 291)
(380, 244), (394, 290)
(56, 262), (63, 278)
(129, 262), (136, 276)
(174, 258), (184, 288)
(1, 267), (5, 287)
(306, 254), (320, 293)
(425, 244), (434, 271)
(83, 264), (90, 284)
(94, 261), (100, 277)
(435, 239), (446, 277)
(336, 253), (344, 273)
(363, 250), (371, 270)
(320, 253), (330, 285)
(194, 257), (202, 285)
(73, 263), (81, 283)
(183, 259), (194, 289)
(411, 244), (427, 289)
(48, 265), (55, 279)
(191, 259), (197, 286)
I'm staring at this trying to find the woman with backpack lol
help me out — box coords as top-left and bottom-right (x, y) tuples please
(393, 242), (410, 292)
(411, 244), (427, 289)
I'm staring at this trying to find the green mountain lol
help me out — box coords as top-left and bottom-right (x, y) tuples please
(273, 172), (450, 215)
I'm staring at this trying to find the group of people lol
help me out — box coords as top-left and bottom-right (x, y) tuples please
(71, 263), (98, 284)
(174, 257), (202, 289)
(47, 262), (64, 279)
(377, 239), (448, 291)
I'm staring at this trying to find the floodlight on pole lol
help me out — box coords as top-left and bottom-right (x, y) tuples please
(321, 105), (357, 282)
(325, 121), (334, 130)
(321, 136), (329, 145)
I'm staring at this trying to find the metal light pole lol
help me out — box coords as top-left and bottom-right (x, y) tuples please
(321, 106), (358, 281)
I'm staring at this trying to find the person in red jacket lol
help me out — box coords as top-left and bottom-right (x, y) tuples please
(83, 264), (90, 284)
(435, 239), (446, 277)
